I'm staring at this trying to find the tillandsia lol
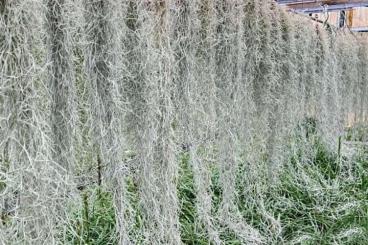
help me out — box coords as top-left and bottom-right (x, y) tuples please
(0, 0), (367, 244)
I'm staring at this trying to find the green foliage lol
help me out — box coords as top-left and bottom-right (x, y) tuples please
(297, 117), (318, 139)
(0, 158), (9, 192)
(125, 176), (145, 244)
(178, 152), (244, 244)
(178, 138), (368, 244)
(233, 136), (368, 244)
(346, 124), (368, 142)
(65, 188), (117, 245)
(269, 144), (368, 244)
(0, 157), (9, 226)
(64, 177), (147, 245)
(63, 142), (368, 244)
(314, 139), (340, 180)
(178, 152), (209, 244)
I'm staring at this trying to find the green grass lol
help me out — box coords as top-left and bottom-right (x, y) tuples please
(64, 139), (368, 244)
(178, 152), (209, 244)
(268, 140), (368, 244)
(178, 152), (243, 244)
(0, 156), (10, 226)
(65, 188), (117, 245)
(346, 124), (368, 142)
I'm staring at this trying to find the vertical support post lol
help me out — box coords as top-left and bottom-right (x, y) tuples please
(338, 10), (346, 28)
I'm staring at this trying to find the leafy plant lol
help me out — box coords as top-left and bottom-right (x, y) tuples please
(65, 188), (117, 245)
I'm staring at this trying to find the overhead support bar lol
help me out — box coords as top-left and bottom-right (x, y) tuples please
(351, 26), (368, 31)
(276, 0), (318, 5)
(276, 0), (368, 13)
(291, 3), (368, 13)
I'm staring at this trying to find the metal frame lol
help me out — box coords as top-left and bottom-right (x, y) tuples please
(292, 3), (368, 13)
(276, 0), (368, 13)
(351, 26), (368, 31)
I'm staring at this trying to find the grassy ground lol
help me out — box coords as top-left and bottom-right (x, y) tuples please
(64, 132), (368, 244)
(65, 188), (117, 244)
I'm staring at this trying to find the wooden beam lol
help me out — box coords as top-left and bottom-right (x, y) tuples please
(347, 9), (354, 27)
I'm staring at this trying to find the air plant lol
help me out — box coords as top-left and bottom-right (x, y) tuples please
(1, 0), (367, 244)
